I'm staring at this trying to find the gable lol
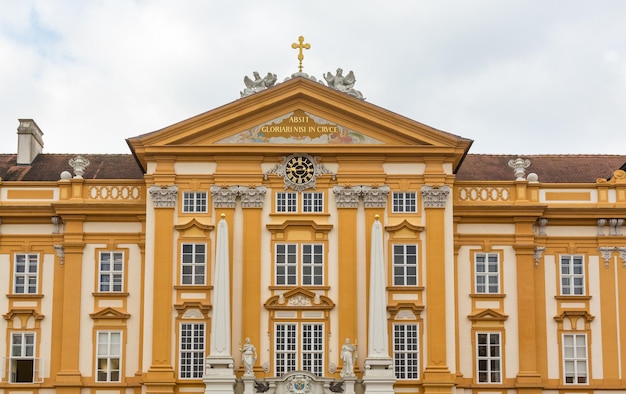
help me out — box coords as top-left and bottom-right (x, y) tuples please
(127, 77), (472, 170)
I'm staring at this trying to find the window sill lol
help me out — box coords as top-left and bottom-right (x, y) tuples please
(6, 293), (44, 299)
(554, 295), (591, 300)
(93, 292), (129, 298)
(470, 293), (506, 299)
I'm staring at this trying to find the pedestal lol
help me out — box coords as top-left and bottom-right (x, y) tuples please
(361, 358), (396, 393)
(241, 374), (256, 394)
(203, 356), (236, 394)
(343, 376), (357, 394)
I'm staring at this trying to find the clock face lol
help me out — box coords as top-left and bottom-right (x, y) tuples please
(285, 155), (315, 185)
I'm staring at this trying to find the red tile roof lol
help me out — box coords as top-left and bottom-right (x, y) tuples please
(456, 154), (626, 183)
(0, 154), (144, 181)
(1, 153), (624, 184)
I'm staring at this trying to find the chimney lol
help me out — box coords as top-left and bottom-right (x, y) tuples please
(17, 119), (44, 165)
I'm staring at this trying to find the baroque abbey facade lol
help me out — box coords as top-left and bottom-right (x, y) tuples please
(1, 73), (626, 394)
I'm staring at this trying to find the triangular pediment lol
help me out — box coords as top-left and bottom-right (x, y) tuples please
(264, 287), (335, 310)
(127, 77), (472, 170)
(468, 308), (508, 321)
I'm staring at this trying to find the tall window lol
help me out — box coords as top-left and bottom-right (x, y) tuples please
(182, 192), (208, 213)
(275, 244), (324, 286)
(560, 255), (585, 295)
(9, 332), (36, 383)
(181, 243), (206, 285)
(392, 192), (417, 213)
(14, 254), (39, 294)
(274, 323), (324, 377)
(99, 251), (124, 292)
(276, 192), (297, 213)
(393, 245), (418, 286)
(475, 253), (499, 294)
(476, 332), (501, 383)
(393, 324), (419, 379)
(96, 331), (121, 382)
(179, 323), (205, 379)
(563, 334), (588, 384)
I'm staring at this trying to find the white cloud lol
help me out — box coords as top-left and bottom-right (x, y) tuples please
(1, 0), (625, 155)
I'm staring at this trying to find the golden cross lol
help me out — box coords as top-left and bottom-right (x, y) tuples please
(291, 35), (310, 73)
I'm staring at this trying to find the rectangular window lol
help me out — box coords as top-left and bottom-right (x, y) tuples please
(275, 323), (297, 376)
(182, 192), (208, 213)
(179, 323), (205, 379)
(392, 192), (417, 213)
(96, 331), (121, 382)
(563, 334), (588, 384)
(9, 332), (36, 383)
(475, 253), (499, 294)
(301, 324), (324, 376)
(275, 244), (324, 286)
(393, 324), (419, 379)
(476, 332), (501, 383)
(276, 192), (297, 213)
(276, 244), (298, 286)
(301, 244), (324, 285)
(393, 245), (418, 286)
(99, 251), (124, 292)
(274, 323), (323, 377)
(14, 254), (39, 294)
(560, 255), (585, 295)
(302, 192), (324, 213)
(181, 244), (206, 285)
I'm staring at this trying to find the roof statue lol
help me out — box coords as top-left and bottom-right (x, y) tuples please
(240, 71), (278, 97)
(324, 68), (364, 100)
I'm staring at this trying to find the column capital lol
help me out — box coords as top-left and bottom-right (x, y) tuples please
(332, 186), (361, 208)
(421, 185), (450, 208)
(361, 185), (389, 208)
(239, 186), (267, 208)
(149, 185), (178, 208)
(210, 186), (239, 208)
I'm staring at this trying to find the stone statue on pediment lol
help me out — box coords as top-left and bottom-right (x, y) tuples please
(324, 68), (364, 100)
(241, 71), (278, 97)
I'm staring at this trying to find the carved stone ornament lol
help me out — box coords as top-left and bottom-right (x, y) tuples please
(534, 246), (545, 267)
(149, 185), (178, 208)
(598, 246), (615, 268)
(239, 186), (267, 208)
(536, 218), (548, 236)
(507, 158), (531, 181)
(210, 185), (267, 208)
(333, 185), (390, 208)
(323, 68), (365, 100)
(421, 185), (450, 208)
(264, 154), (335, 192)
(240, 71), (278, 98)
(332, 186), (361, 208)
(361, 185), (390, 208)
(286, 374), (313, 394)
(68, 155), (90, 178)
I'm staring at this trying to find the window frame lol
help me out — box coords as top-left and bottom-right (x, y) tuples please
(274, 322), (324, 377)
(98, 251), (125, 293)
(474, 252), (500, 294)
(274, 243), (324, 287)
(95, 331), (122, 383)
(180, 243), (207, 286)
(476, 332), (502, 384)
(393, 323), (420, 380)
(13, 254), (39, 295)
(179, 322), (206, 379)
(392, 244), (418, 286)
(9, 332), (37, 383)
(562, 333), (588, 384)
(275, 192), (325, 213)
(559, 255), (585, 296)
(392, 192), (417, 213)
(182, 191), (208, 213)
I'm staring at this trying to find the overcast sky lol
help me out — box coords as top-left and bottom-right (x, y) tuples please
(1, 1), (625, 155)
